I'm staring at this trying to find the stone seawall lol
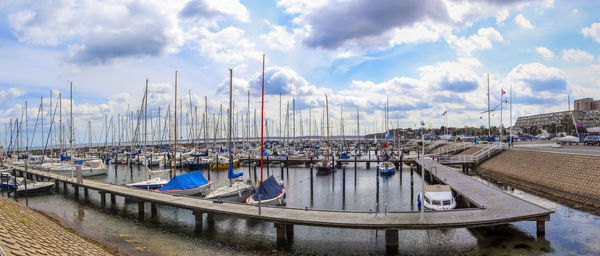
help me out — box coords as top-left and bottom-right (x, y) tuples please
(0, 196), (116, 255)
(476, 149), (600, 210)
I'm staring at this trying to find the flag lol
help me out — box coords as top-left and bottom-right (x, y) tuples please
(501, 89), (506, 95)
(385, 131), (391, 140)
(442, 110), (447, 116)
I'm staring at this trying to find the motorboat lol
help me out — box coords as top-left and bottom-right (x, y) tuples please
(2, 177), (54, 196)
(419, 185), (456, 211)
(79, 159), (108, 177)
(379, 161), (395, 175)
(316, 160), (335, 175)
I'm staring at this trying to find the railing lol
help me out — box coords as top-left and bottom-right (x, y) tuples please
(436, 143), (508, 164)
(433, 142), (472, 155)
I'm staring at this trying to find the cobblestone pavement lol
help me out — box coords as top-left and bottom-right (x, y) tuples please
(0, 197), (115, 256)
(477, 149), (600, 209)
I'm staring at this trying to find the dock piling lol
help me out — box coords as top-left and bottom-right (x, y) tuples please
(285, 224), (294, 240)
(385, 229), (399, 253)
(536, 220), (546, 237)
(138, 200), (145, 220)
(193, 211), (203, 234)
(99, 192), (106, 208)
(110, 193), (116, 206)
(151, 203), (158, 218)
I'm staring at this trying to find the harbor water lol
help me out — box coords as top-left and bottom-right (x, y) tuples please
(8, 162), (600, 255)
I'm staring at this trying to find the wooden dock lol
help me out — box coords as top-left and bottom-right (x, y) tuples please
(5, 162), (553, 252)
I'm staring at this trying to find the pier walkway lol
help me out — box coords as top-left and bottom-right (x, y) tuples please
(5, 162), (552, 252)
(436, 143), (508, 164)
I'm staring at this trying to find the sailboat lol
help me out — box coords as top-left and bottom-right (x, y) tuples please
(317, 94), (335, 175)
(155, 71), (212, 196)
(205, 69), (254, 202)
(246, 175), (285, 206)
(246, 53), (286, 206)
(126, 164), (170, 190)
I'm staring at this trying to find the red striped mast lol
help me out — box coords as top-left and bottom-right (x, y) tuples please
(260, 53), (265, 183)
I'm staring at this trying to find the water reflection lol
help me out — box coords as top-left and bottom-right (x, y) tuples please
(7, 163), (600, 255)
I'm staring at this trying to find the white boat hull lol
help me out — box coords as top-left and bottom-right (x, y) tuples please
(246, 189), (286, 206)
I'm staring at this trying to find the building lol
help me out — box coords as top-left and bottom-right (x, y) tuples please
(574, 98), (600, 111)
(515, 111), (581, 131)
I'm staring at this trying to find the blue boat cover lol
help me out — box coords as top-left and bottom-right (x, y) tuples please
(158, 171), (209, 192)
(262, 152), (269, 157)
(227, 160), (243, 179)
(73, 160), (83, 165)
(60, 155), (71, 161)
(252, 175), (282, 201)
(341, 152), (349, 159)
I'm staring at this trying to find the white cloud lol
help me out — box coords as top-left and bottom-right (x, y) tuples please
(5, 0), (251, 65)
(0, 88), (26, 106)
(535, 47), (554, 58)
(260, 24), (297, 51)
(446, 27), (503, 56)
(196, 27), (261, 67)
(562, 49), (594, 62)
(582, 23), (600, 43)
(514, 14), (533, 29)
(572, 9), (579, 14)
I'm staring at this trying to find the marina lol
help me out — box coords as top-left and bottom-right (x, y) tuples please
(2, 1), (600, 255)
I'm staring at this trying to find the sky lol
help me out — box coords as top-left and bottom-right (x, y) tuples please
(1, 0), (600, 146)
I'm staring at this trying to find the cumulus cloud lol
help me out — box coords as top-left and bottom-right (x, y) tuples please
(0, 88), (26, 106)
(562, 49), (594, 62)
(260, 24), (297, 51)
(535, 47), (554, 58)
(196, 27), (261, 67)
(302, 0), (449, 49)
(581, 22), (600, 43)
(508, 63), (567, 96)
(6, 0), (251, 65)
(179, 0), (249, 22)
(514, 14), (533, 29)
(446, 27), (503, 56)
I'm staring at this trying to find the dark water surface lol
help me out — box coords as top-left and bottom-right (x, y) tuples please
(10, 161), (600, 255)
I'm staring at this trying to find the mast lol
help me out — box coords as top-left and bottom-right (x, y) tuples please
(326, 95), (330, 163)
(487, 74), (491, 137)
(69, 82), (73, 155)
(228, 68), (233, 168)
(174, 71), (178, 176)
(145, 79), (148, 153)
(260, 53), (265, 182)
(510, 84), (512, 141)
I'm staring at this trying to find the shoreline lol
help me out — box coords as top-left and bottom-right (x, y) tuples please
(475, 149), (600, 214)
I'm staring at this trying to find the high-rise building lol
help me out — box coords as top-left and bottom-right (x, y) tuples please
(575, 98), (594, 111)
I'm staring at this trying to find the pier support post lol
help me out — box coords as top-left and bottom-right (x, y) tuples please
(110, 193), (116, 206)
(536, 220), (546, 237)
(275, 223), (286, 245)
(99, 192), (106, 208)
(385, 229), (399, 254)
(54, 180), (59, 192)
(73, 184), (79, 199)
(366, 162), (370, 169)
(151, 203), (158, 218)
(138, 200), (145, 220)
(193, 211), (203, 234)
(285, 224), (294, 241)
(84, 187), (89, 198)
(63, 181), (67, 191)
